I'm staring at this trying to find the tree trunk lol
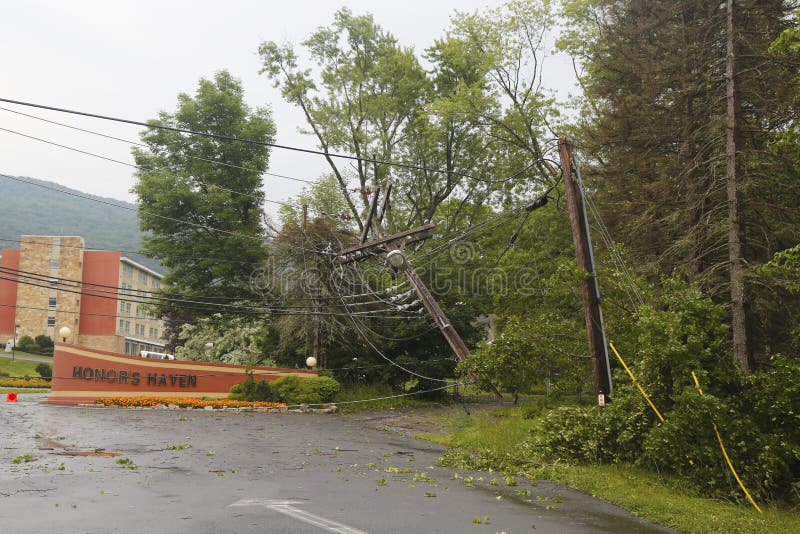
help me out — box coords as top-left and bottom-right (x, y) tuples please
(726, 0), (752, 371)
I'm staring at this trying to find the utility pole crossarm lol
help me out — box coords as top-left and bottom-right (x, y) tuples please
(339, 182), (501, 399)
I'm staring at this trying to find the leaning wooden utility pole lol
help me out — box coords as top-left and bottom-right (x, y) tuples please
(559, 136), (613, 405)
(340, 180), (500, 398)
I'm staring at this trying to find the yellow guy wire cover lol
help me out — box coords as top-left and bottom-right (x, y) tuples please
(691, 371), (762, 513)
(608, 342), (664, 422)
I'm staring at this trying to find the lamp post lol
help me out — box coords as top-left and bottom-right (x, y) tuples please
(12, 323), (19, 361)
(305, 356), (317, 370)
(58, 326), (72, 343)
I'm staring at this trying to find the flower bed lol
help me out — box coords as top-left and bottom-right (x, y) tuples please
(0, 378), (51, 388)
(96, 396), (286, 409)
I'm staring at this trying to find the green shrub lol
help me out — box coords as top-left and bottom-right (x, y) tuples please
(34, 335), (53, 349)
(35, 363), (52, 379)
(229, 374), (341, 405)
(525, 282), (800, 503)
(272, 375), (306, 404)
(17, 335), (35, 353)
(229, 375), (275, 402)
(744, 356), (800, 443)
(531, 406), (614, 464)
(301, 376), (340, 403)
(640, 388), (798, 503)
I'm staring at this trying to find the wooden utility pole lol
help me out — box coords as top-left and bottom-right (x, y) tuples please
(398, 259), (471, 361)
(559, 136), (613, 405)
(341, 182), (500, 398)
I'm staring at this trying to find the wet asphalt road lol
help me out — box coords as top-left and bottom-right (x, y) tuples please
(0, 395), (674, 533)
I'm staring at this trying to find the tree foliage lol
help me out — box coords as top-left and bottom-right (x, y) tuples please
(132, 71), (276, 316)
(175, 313), (274, 366)
(561, 0), (800, 364)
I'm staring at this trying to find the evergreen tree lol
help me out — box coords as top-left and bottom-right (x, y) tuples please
(563, 0), (800, 366)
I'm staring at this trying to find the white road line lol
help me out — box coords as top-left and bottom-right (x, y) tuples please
(229, 499), (368, 534)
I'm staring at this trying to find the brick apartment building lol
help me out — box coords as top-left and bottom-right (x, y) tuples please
(0, 235), (166, 355)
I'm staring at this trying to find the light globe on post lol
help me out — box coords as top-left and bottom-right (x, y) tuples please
(305, 356), (317, 369)
(58, 326), (72, 343)
(386, 249), (407, 270)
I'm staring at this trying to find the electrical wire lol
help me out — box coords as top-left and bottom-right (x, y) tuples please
(0, 127), (320, 213)
(0, 264), (411, 309)
(0, 172), (338, 258)
(0, 173), (266, 242)
(0, 236), (259, 268)
(331, 259), (449, 383)
(0, 267), (423, 318)
(0, 105), (319, 186)
(0, 97), (516, 184)
(0, 275), (419, 320)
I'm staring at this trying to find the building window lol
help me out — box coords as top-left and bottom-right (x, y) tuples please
(152, 279), (160, 289)
(125, 302), (132, 314)
(49, 278), (58, 288)
(122, 263), (133, 277)
(124, 321), (130, 333)
(48, 297), (56, 308)
(154, 328), (158, 339)
(50, 259), (60, 269)
(119, 319), (124, 331)
(47, 317), (56, 327)
(138, 270), (148, 283)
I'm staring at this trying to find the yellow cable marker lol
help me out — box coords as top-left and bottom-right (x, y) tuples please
(608, 342), (664, 422)
(691, 371), (762, 513)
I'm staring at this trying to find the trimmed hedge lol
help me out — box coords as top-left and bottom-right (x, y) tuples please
(230, 374), (340, 405)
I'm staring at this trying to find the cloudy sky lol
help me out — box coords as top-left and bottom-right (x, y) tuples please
(1, 0), (576, 218)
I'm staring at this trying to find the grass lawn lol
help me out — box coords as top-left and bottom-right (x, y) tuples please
(418, 404), (800, 534)
(333, 383), (438, 413)
(0, 357), (51, 378)
(0, 388), (49, 394)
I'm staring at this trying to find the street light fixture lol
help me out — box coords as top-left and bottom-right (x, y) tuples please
(58, 326), (72, 343)
(305, 356), (317, 369)
(386, 249), (407, 270)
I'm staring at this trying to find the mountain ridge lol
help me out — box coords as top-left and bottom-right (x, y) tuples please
(0, 173), (160, 270)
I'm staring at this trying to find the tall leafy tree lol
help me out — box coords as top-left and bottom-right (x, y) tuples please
(259, 4), (568, 387)
(259, 8), (428, 229)
(132, 71), (276, 317)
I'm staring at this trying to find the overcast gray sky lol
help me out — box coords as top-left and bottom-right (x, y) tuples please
(1, 0), (576, 218)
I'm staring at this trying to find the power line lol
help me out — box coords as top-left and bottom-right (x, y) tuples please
(0, 105), (319, 186)
(0, 173), (267, 242)
(0, 275), (419, 319)
(0, 172), (338, 258)
(0, 237), (412, 303)
(0, 266), (422, 316)
(0, 96), (512, 183)
(0, 126), (304, 210)
(0, 302), (161, 323)
(0, 236), (262, 268)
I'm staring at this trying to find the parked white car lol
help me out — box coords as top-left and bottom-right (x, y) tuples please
(139, 350), (174, 360)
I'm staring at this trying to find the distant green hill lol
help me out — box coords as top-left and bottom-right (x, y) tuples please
(0, 174), (161, 271)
